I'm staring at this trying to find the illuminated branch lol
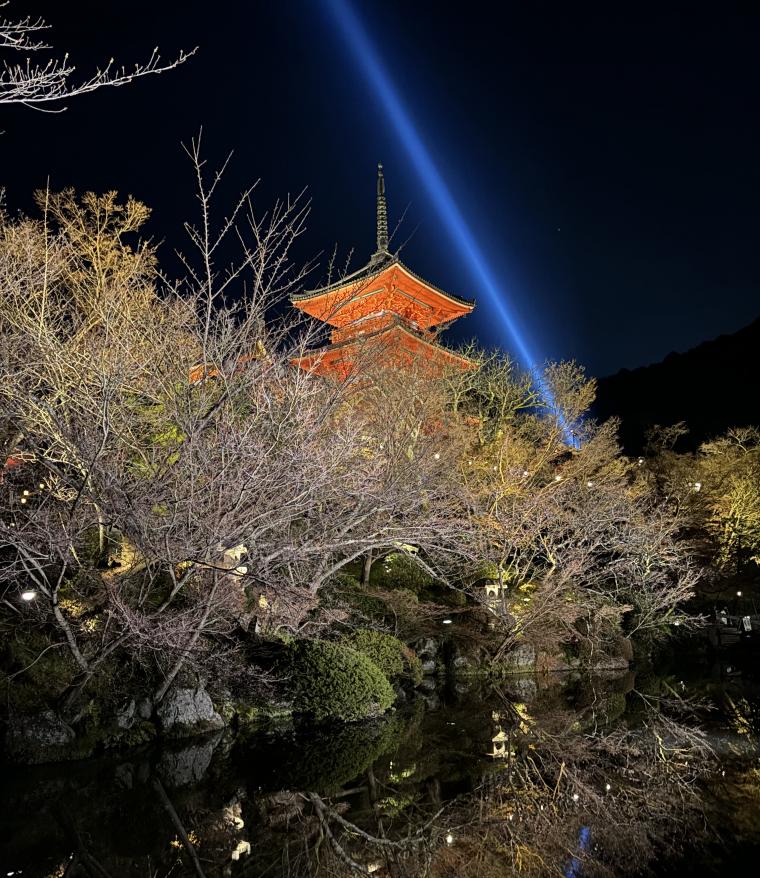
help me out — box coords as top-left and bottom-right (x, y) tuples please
(0, 2), (195, 111)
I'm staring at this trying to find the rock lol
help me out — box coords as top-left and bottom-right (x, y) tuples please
(453, 655), (471, 671)
(592, 655), (630, 671)
(114, 762), (135, 790)
(417, 637), (439, 659)
(419, 677), (437, 692)
(136, 698), (153, 720)
(115, 699), (136, 730)
(616, 636), (635, 662)
(504, 676), (538, 701)
(421, 659), (437, 675)
(156, 687), (225, 738)
(502, 643), (536, 671)
(423, 692), (441, 710)
(157, 734), (221, 787)
(6, 710), (75, 764)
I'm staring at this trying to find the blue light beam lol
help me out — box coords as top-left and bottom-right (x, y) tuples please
(324, 0), (573, 441)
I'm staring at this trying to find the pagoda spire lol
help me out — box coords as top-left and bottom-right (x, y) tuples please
(375, 162), (389, 255)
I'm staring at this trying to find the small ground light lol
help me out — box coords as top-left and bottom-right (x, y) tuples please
(522, 470), (529, 476)
(20, 497), (27, 504)
(23, 490), (29, 496)
(554, 474), (562, 482)
(434, 452), (440, 460)
(693, 482), (702, 492)
(445, 833), (454, 845)
(572, 793), (579, 802)
(21, 590), (37, 601)
(638, 458), (644, 465)
(442, 619), (452, 625)
(39, 482), (45, 489)
(737, 591), (742, 597)
(586, 480), (593, 487)
(605, 783), (611, 792)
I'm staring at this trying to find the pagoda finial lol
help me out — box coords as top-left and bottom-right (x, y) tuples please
(376, 162), (389, 254)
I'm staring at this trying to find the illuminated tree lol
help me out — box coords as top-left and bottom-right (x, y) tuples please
(0, 146), (477, 714)
(451, 355), (697, 659)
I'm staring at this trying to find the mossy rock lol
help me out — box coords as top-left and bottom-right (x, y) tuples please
(286, 639), (395, 722)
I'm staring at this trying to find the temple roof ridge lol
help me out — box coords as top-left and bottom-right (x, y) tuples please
(292, 255), (474, 309)
(298, 317), (475, 368)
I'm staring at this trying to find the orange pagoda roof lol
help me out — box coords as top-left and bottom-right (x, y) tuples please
(295, 318), (476, 380)
(292, 256), (474, 330)
(291, 164), (476, 377)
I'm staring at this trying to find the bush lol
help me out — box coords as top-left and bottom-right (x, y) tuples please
(341, 629), (405, 679)
(287, 639), (395, 722)
(370, 552), (436, 594)
(342, 628), (424, 687)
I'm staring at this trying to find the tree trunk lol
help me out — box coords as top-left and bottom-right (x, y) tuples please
(361, 551), (373, 588)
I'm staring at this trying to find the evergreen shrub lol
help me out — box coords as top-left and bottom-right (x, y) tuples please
(341, 629), (405, 679)
(342, 628), (424, 686)
(287, 639), (395, 722)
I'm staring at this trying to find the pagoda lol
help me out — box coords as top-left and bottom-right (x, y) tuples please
(291, 165), (475, 379)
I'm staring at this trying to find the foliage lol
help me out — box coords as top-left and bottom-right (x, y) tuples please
(249, 713), (406, 793)
(646, 425), (760, 573)
(370, 552), (437, 595)
(452, 352), (697, 655)
(285, 639), (395, 722)
(341, 628), (410, 682)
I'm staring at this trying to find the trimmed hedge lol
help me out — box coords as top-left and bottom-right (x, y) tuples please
(341, 629), (405, 680)
(287, 639), (395, 722)
(342, 628), (424, 687)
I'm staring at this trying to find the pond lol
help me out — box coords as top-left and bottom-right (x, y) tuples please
(2, 648), (760, 877)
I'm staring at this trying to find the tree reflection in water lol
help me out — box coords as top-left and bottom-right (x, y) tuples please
(3, 670), (756, 877)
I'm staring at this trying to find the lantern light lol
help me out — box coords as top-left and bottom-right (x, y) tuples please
(445, 833), (454, 845)
(442, 619), (452, 625)
(21, 590), (37, 601)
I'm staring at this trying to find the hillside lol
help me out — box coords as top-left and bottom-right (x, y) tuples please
(594, 316), (760, 453)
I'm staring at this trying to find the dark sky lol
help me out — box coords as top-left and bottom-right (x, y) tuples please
(2, 1), (758, 377)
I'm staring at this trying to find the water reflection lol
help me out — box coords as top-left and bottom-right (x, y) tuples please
(2, 662), (759, 877)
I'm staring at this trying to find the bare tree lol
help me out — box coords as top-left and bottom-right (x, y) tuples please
(0, 143), (477, 716)
(0, 2), (194, 111)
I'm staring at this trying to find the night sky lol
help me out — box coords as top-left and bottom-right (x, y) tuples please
(2, 1), (758, 377)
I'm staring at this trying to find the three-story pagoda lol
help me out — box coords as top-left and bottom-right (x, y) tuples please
(291, 165), (475, 378)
